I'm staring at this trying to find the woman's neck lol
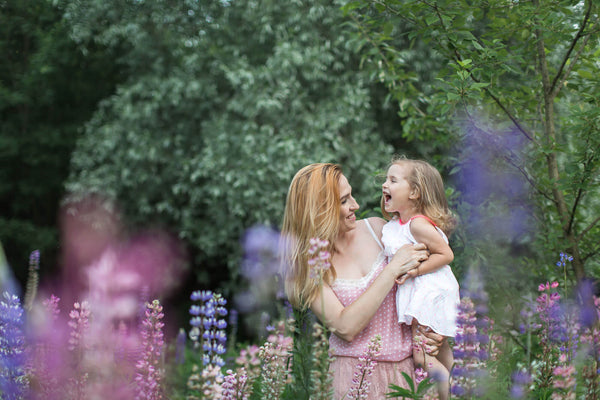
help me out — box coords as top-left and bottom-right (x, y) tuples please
(334, 224), (358, 255)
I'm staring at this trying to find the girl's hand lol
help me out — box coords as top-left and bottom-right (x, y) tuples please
(394, 266), (419, 285)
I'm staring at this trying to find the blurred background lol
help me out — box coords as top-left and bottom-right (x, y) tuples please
(1, 0), (598, 341)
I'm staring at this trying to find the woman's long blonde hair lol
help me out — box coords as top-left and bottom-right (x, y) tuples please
(381, 156), (457, 235)
(281, 163), (342, 310)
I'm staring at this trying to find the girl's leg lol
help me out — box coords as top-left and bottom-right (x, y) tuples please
(412, 323), (450, 400)
(437, 339), (454, 373)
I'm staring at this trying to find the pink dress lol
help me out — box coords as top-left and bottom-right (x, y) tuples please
(328, 220), (415, 400)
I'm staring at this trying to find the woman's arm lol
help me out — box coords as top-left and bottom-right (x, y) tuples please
(311, 243), (427, 342)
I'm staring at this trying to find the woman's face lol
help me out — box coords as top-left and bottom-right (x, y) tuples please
(338, 174), (359, 232)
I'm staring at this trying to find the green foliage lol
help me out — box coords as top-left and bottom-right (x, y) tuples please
(343, 0), (600, 285)
(0, 0), (123, 281)
(64, 0), (395, 288)
(387, 372), (435, 399)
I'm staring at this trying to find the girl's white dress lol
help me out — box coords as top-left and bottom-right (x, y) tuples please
(382, 215), (460, 337)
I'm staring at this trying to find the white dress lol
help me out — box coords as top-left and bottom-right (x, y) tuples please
(382, 215), (460, 337)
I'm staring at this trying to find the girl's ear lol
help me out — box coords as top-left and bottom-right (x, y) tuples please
(409, 187), (420, 200)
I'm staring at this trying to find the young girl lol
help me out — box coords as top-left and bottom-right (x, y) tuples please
(380, 156), (459, 400)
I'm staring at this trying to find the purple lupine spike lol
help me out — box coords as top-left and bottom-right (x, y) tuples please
(0, 292), (28, 400)
(189, 291), (228, 367)
(135, 299), (165, 400)
(347, 334), (381, 399)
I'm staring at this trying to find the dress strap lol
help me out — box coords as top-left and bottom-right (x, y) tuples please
(364, 218), (384, 250)
(406, 214), (437, 227)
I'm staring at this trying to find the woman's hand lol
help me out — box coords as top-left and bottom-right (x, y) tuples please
(388, 243), (429, 280)
(416, 326), (444, 356)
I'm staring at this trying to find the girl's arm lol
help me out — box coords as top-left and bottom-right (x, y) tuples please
(311, 243), (427, 342)
(398, 217), (453, 283)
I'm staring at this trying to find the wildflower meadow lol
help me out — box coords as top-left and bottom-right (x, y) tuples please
(0, 228), (598, 400)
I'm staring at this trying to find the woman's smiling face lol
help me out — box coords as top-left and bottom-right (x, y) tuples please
(338, 174), (359, 232)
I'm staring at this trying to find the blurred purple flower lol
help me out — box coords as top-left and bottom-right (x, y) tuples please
(455, 120), (533, 241)
(175, 328), (186, 365)
(0, 292), (28, 400)
(576, 279), (598, 329)
(235, 225), (286, 332)
(240, 225), (282, 279)
(510, 370), (531, 399)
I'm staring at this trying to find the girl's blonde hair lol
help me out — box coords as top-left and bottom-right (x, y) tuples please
(381, 156), (457, 235)
(281, 163), (341, 310)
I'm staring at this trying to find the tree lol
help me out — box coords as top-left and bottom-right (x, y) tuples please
(343, 0), (600, 285)
(0, 0), (123, 283)
(64, 0), (396, 290)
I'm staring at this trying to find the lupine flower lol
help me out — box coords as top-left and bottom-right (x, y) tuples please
(552, 354), (576, 399)
(235, 343), (262, 393)
(0, 292), (28, 400)
(135, 299), (165, 400)
(228, 308), (239, 350)
(310, 322), (334, 400)
(175, 328), (187, 365)
(308, 238), (331, 281)
(258, 340), (292, 399)
(414, 367), (428, 385)
(509, 370), (531, 399)
(535, 281), (563, 387)
(187, 363), (224, 398)
(235, 225), (285, 336)
(221, 368), (250, 400)
(451, 267), (491, 398)
(189, 290), (228, 367)
(68, 301), (91, 352)
(576, 279), (598, 329)
(42, 294), (61, 321)
(201, 364), (224, 398)
(578, 293), (600, 397)
(556, 252), (573, 268)
(24, 250), (40, 311)
(240, 225), (282, 280)
(455, 121), (532, 240)
(347, 334), (382, 399)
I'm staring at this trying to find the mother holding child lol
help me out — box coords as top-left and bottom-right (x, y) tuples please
(281, 158), (460, 400)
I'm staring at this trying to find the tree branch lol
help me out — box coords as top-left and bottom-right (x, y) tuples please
(578, 215), (600, 243)
(550, 1), (595, 98)
(583, 242), (600, 263)
(428, 1), (539, 144)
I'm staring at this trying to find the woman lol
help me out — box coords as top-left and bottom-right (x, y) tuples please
(282, 163), (442, 399)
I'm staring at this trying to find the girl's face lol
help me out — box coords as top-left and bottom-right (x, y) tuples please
(382, 163), (417, 215)
(338, 174), (359, 232)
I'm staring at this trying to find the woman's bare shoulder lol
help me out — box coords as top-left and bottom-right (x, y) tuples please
(363, 216), (386, 236)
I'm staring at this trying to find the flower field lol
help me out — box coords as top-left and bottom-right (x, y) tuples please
(0, 241), (598, 399)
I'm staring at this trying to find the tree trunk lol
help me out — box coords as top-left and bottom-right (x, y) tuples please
(533, 0), (586, 281)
